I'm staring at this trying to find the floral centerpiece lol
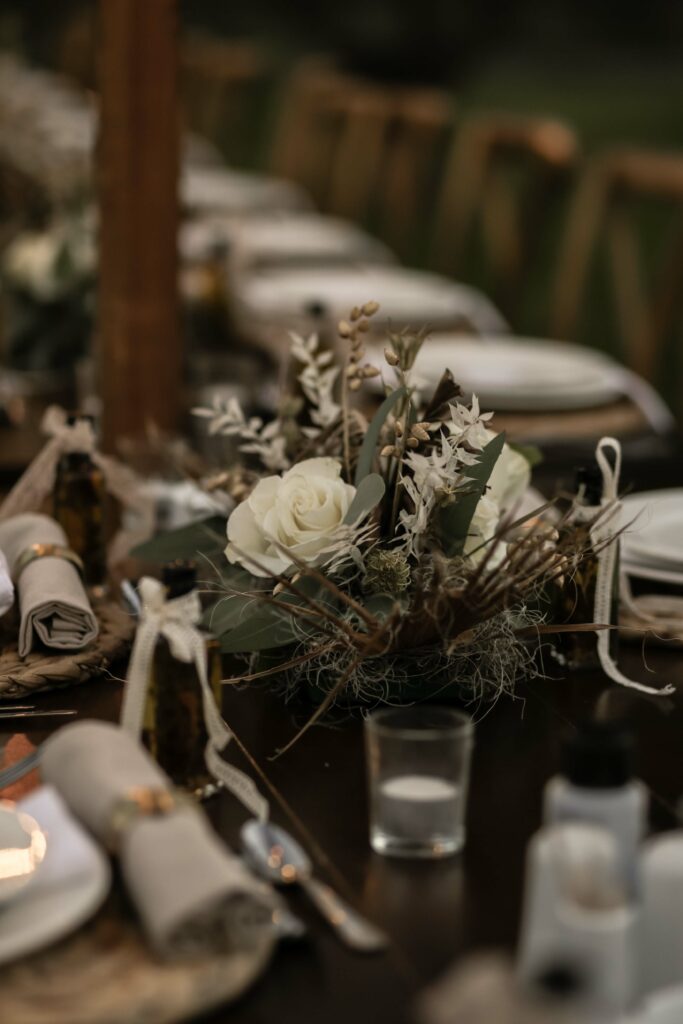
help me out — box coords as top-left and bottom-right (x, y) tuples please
(137, 302), (606, 750)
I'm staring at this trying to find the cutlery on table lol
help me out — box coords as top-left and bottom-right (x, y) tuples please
(0, 709), (77, 719)
(241, 819), (389, 953)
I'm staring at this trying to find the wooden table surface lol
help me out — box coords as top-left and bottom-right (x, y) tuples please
(2, 642), (682, 1024)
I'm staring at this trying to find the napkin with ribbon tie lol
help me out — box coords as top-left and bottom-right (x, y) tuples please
(0, 513), (98, 656)
(41, 720), (278, 959)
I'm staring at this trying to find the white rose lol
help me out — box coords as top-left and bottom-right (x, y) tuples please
(485, 432), (531, 513)
(226, 457), (356, 577)
(463, 495), (506, 568)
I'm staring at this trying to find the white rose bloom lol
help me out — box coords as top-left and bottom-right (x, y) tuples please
(226, 457), (356, 577)
(485, 431), (531, 513)
(463, 495), (506, 568)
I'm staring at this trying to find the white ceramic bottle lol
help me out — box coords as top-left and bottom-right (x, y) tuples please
(544, 722), (647, 890)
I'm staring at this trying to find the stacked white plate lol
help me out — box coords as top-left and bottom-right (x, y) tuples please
(181, 167), (312, 216)
(180, 212), (394, 270)
(621, 489), (683, 587)
(234, 265), (508, 334)
(400, 335), (625, 411)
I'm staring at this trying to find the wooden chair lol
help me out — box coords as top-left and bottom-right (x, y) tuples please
(270, 60), (452, 258)
(181, 33), (272, 165)
(430, 113), (579, 324)
(550, 147), (683, 382)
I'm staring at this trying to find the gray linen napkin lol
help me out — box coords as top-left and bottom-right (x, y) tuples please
(0, 513), (98, 656)
(41, 720), (278, 958)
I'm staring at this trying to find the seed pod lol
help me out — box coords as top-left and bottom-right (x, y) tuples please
(362, 301), (380, 317)
(357, 319), (370, 333)
(384, 348), (399, 366)
(411, 425), (430, 442)
(349, 378), (362, 391)
(406, 436), (420, 449)
(338, 320), (352, 337)
(273, 582), (286, 595)
(362, 366), (380, 378)
(381, 445), (399, 458)
(394, 420), (404, 436)
(415, 421), (436, 433)
(350, 306), (361, 322)
(346, 364), (359, 378)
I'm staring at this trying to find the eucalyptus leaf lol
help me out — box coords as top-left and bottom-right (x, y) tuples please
(131, 516), (227, 565)
(354, 386), (407, 485)
(345, 473), (385, 523)
(219, 603), (304, 653)
(202, 592), (258, 636)
(435, 432), (506, 557)
(509, 441), (543, 469)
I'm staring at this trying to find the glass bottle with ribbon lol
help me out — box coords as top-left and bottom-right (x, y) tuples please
(53, 413), (107, 589)
(142, 561), (224, 796)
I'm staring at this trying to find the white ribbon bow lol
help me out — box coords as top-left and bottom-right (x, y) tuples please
(588, 437), (673, 696)
(120, 577), (269, 820)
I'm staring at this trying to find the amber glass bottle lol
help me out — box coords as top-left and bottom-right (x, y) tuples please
(142, 561), (223, 796)
(53, 414), (107, 588)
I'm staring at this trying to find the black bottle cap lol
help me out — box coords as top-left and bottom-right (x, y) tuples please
(574, 464), (602, 505)
(533, 961), (587, 1002)
(562, 721), (635, 788)
(162, 560), (197, 599)
(305, 299), (328, 319)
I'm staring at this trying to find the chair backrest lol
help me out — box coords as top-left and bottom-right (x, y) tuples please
(181, 33), (272, 165)
(550, 147), (683, 382)
(430, 113), (579, 325)
(269, 61), (452, 257)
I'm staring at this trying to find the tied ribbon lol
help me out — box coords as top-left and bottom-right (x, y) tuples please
(587, 437), (673, 696)
(120, 577), (269, 821)
(0, 406), (154, 565)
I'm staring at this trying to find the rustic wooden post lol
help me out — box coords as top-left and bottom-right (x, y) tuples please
(97, 0), (181, 451)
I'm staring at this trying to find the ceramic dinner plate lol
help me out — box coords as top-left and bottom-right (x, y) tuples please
(402, 335), (624, 411)
(236, 265), (508, 333)
(0, 787), (110, 966)
(182, 167), (310, 215)
(0, 803), (47, 906)
(621, 489), (683, 582)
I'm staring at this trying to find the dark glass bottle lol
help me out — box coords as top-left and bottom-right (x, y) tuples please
(53, 414), (107, 588)
(142, 561), (223, 796)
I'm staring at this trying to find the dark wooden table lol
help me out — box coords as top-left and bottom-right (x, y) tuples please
(2, 643), (682, 1024)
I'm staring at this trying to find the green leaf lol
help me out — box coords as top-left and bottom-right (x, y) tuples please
(218, 603), (304, 653)
(509, 442), (543, 469)
(345, 473), (385, 523)
(202, 593), (258, 635)
(130, 516), (227, 565)
(354, 386), (407, 485)
(435, 432), (506, 557)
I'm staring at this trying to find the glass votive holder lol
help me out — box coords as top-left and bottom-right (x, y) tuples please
(364, 706), (474, 859)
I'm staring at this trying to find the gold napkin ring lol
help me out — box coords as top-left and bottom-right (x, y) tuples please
(14, 543), (84, 582)
(106, 786), (192, 852)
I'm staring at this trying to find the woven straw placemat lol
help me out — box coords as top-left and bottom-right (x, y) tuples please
(0, 598), (134, 700)
(0, 891), (276, 1024)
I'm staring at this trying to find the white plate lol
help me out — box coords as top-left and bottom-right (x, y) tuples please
(0, 803), (46, 906)
(236, 265), (507, 334)
(403, 335), (624, 410)
(182, 167), (311, 215)
(0, 787), (110, 966)
(621, 489), (683, 575)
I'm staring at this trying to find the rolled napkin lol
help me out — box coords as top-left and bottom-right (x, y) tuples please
(0, 513), (98, 656)
(0, 548), (14, 617)
(41, 720), (278, 958)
